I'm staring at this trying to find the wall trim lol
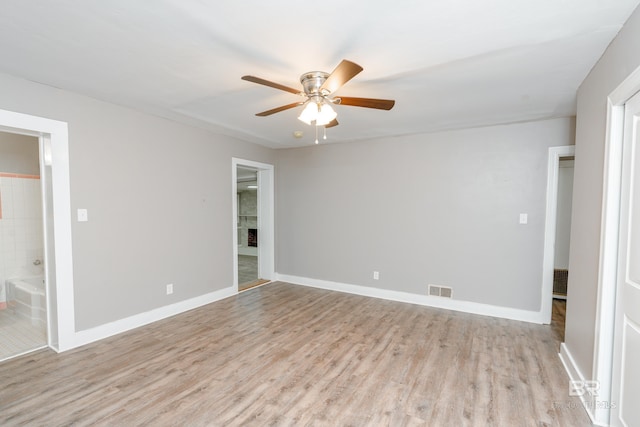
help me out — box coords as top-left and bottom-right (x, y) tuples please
(275, 274), (545, 324)
(72, 286), (237, 349)
(559, 343), (605, 426)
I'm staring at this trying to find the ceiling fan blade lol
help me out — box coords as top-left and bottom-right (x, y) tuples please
(337, 96), (395, 110)
(242, 75), (301, 95)
(320, 60), (363, 94)
(324, 119), (339, 128)
(255, 102), (302, 117)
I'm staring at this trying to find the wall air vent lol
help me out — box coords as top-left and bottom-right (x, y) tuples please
(428, 284), (453, 298)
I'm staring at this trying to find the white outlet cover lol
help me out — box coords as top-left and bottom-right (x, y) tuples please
(519, 213), (528, 224)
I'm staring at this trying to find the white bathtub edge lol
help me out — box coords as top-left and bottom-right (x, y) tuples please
(6, 276), (45, 296)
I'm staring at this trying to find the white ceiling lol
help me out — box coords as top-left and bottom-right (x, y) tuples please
(0, 1), (638, 148)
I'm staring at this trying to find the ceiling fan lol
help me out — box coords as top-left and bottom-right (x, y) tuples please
(241, 59), (395, 138)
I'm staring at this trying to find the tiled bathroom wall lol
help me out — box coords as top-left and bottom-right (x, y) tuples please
(0, 173), (44, 309)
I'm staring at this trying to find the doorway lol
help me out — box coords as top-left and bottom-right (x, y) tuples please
(0, 108), (74, 353)
(588, 68), (640, 425)
(0, 131), (47, 361)
(232, 158), (274, 292)
(542, 145), (575, 324)
(236, 166), (261, 290)
(609, 89), (640, 426)
(552, 157), (574, 301)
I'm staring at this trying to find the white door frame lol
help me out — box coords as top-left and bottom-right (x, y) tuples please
(541, 145), (575, 324)
(0, 108), (75, 352)
(610, 88), (640, 427)
(593, 66), (640, 425)
(232, 158), (274, 291)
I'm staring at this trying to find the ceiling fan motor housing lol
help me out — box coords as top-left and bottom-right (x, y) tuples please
(300, 71), (330, 97)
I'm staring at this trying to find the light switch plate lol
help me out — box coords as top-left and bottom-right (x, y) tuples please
(519, 213), (528, 224)
(77, 208), (88, 222)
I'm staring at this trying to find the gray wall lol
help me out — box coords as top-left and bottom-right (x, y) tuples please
(276, 118), (573, 312)
(0, 131), (39, 175)
(0, 72), (275, 330)
(565, 6), (640, 380)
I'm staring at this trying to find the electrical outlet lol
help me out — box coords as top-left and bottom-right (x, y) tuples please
(166, 283), (174, 295)
(373, 271), (380, 280)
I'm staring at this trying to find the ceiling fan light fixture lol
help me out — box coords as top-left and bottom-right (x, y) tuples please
(315, 103), (337, 126)
(297, 101), (337, 126)
(297, 101), (318, 125)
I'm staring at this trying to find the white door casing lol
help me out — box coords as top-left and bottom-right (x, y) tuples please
(611, 90), (640, 426)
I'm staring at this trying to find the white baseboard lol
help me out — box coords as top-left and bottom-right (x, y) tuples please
(69, 286), (236, 351)
(275, 274), (545, 324)
(559, 343), (583, 385)
(559, 343), (607, 426)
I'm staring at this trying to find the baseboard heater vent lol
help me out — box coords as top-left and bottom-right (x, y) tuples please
(553, 269), (568, 297)
(428, 284), (453, 298)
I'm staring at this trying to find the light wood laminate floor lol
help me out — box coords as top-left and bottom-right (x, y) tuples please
(238, 254), (258, 287)
(0, 283), (590, 426)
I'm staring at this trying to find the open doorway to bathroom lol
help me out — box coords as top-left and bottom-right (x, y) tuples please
(0, 130), (47, 361)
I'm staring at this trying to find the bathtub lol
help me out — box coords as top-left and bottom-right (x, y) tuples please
(6, 276), (46, 329)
